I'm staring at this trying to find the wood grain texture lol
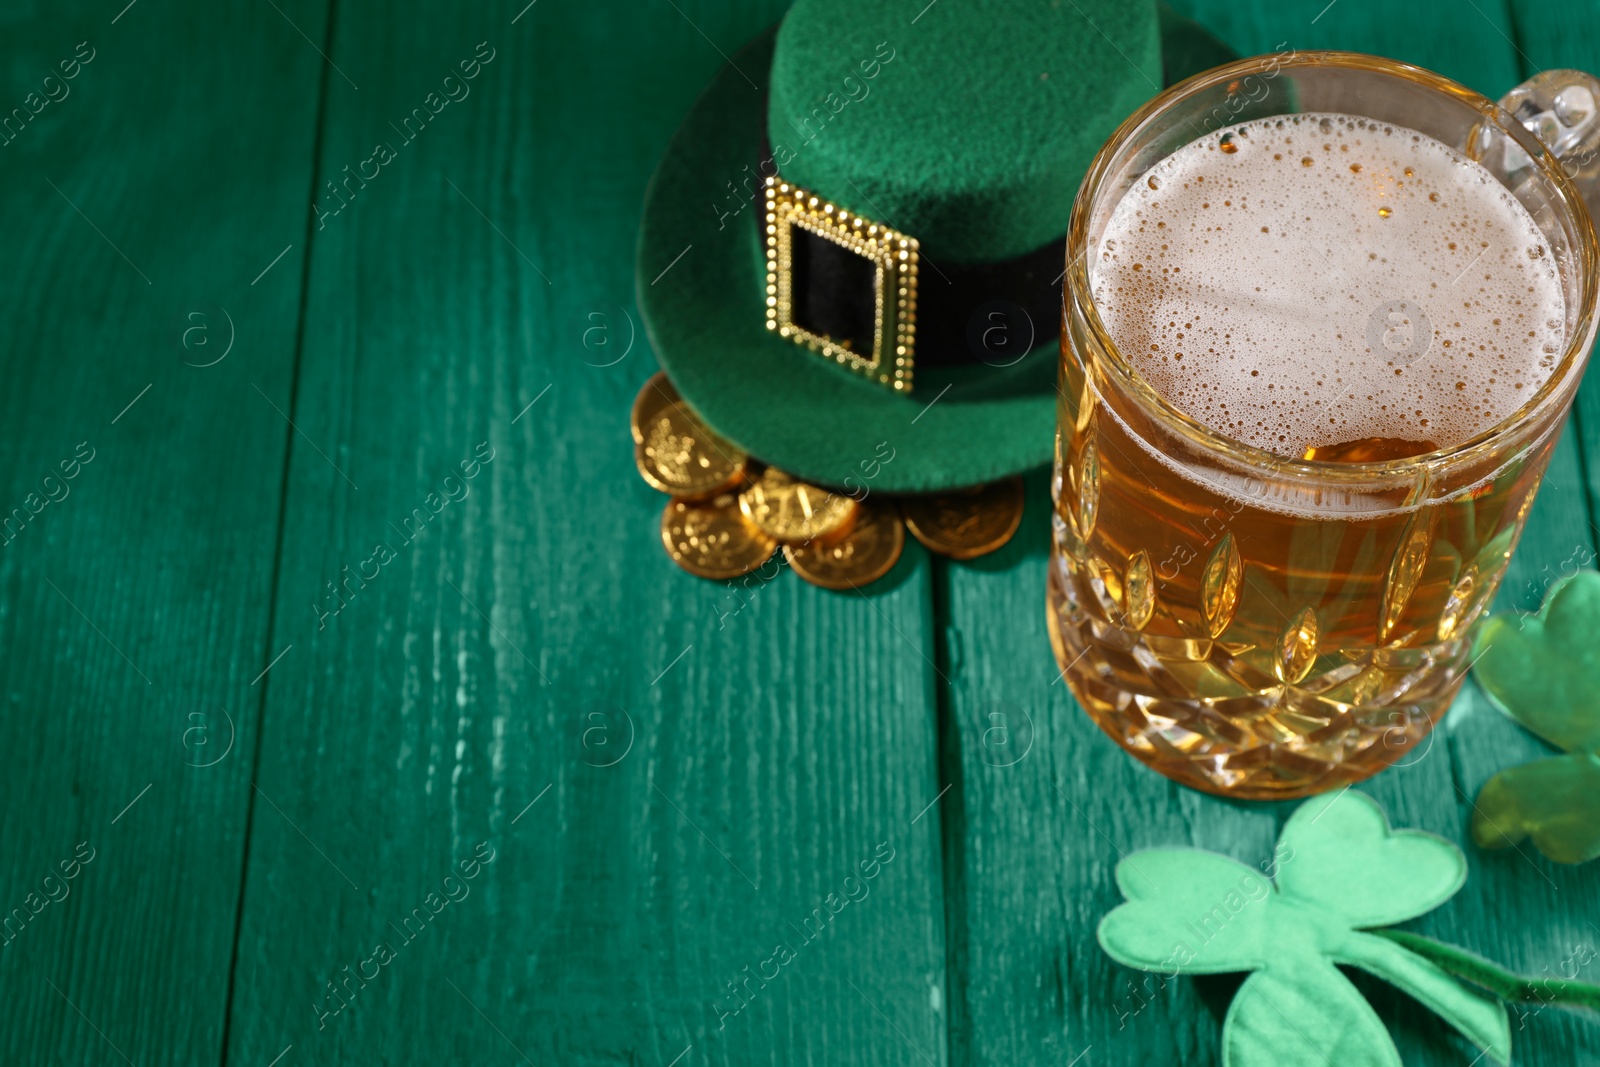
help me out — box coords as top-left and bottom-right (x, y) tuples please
(221, 2), (948, 1064)
(6, 2), (1600, 1065)
(0, 1), (326, 1064)
(1508, 0), (1600, 542)
(1452, 3), (1600, 1058)
(938, 2), (1600, 1065)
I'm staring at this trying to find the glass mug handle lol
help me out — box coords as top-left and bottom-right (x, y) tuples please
(1497, 69), (1600, 217)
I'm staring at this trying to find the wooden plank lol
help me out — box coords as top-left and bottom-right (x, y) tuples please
(1175, 0), (1521, 91)
(1453, 2), (1600, 1059)
(0, 1), (327, 1064)
(941, 2), (1600, 1065)
(221, 2), (949, 1064)
(1504, 0), (1600, 553)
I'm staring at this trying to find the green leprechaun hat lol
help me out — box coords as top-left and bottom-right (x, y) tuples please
(637, 0), (1235, 492)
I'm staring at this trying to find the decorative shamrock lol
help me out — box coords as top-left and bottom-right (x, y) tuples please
(1469, 569), (1600, 864)
(1098, 790), (1511, 1066)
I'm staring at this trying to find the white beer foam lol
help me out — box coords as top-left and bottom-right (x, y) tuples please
(1091, 113), (1564, 457)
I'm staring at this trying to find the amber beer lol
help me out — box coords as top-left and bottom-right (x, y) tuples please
(1050, 60), (1598, 799)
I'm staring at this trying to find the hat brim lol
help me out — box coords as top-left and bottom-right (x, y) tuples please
(636, 8), (1236, 493)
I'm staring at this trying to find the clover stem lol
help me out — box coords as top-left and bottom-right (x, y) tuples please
(1373, 929), (1600, 1013)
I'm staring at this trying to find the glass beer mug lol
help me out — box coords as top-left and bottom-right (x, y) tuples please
(1049, 55), (1600, 798)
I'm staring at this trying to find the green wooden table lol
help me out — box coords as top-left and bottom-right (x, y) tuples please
(2, 1), (1597, 1063)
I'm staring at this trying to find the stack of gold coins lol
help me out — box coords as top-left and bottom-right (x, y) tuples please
(632, 373), (1025, 590)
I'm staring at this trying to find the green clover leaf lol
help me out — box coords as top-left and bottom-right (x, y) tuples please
(1225, 963), (1400, 1067)
(1471, 570), (1600, 864)
(1275, 782), (1465, 927)
(1098, 791), (1511, 1067)
(1473, 571), (1600, 753)
(1101, 848), (1278, 974)
(1472, 754), (1600, 864)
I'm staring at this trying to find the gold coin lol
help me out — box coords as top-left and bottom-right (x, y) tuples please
(900, 476), (1025, 560)
(738, 468), (857, 543)
(630, 371), (680, 445)
(785, 504), (905, 590)
(660, 492), (777, 580)
(635, 407), (747, 498)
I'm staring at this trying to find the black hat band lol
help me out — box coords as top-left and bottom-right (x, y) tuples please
(760, 175), (1067, 391)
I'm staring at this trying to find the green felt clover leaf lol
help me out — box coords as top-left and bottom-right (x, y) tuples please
(1274, 782), (1465, 927)
(1098, 790), (1511, 1067)
(1470, 570), (1600, 864)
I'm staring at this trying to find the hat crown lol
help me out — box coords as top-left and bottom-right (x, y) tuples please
(766, 0), (1162, 262)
